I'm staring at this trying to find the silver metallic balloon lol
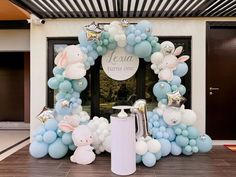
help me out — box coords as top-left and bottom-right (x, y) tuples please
(37, 106), (54, 123)
(131, 99), (150, 139)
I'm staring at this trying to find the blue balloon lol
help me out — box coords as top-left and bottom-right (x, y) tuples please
(29, 141), (48, 158)
(171, 142), (182, 156)
(69, 144), (76, 151)
(176, 135), (189, 147)
(196, 135), (212, 153)
(48, 77), (59, 89)
(166, 128), (176, 141)
(88, 50), (98, 60)
(182, 148), (193, 156)
(62, 132), (73, 145)
(48, 138), (68, 159)
(173, 62), (188, 77)
(45, 119), (58, 131)
(178, 85), (186, 95)
(107, 42), (117, 50)
(127, 33), (136, 46)
(56, 91), (66, 101)
(152, 43), (161, 53)
(154, 151), (162, 161)
(55, 100), (73, 116)
(135, 36), (142, 43)
(36, 135), (43, 142)
(57, 129), (63, 137)
(187, 126), (199, 139)
(55, 74), (64, 82)
(53, 67), (64, 75)
(78, 31), (93, 47)
(159, 138), (171, 157)
(142, 152), (156, 167)
(36, 126), (46, 135)
(72, 77), (88, 92)
(136, 154), (142, 163)
(43, 130), (57, 144)
(59, 80), (72, 92)
(170, 75), (181, 86)
(136, 20), (152, 32)
(153, 82), (171, 101)
(134, 41), (152, 58)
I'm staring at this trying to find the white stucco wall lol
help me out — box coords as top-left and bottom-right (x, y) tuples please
(30, 17), (236, 139)
(0, 29), (30, 51)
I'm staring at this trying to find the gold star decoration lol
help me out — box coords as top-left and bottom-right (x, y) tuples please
(167, 91), (186, 108)
(120, 19), (129, 27)
(37, 106), (54, 123)
(84, 22), (103, 41)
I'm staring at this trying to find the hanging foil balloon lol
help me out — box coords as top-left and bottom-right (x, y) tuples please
(83, 21), (103, 41)
(120, 19), (129, 27)
(36, 106), (54, 123)
(131, 99), (150, 139)
(167, 91), (186, 108)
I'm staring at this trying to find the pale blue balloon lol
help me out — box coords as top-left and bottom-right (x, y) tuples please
(154, 151), (162, 161)
(55, 100), (72, 116)
(127, 33), (136, 46)
(88, 50), (98, 60)
(56, 91), (66, 101)
(136, 20), (152, 32)
(189, 139), (197, 146)
(36, 135), (43, 142)
(152, 43), (161, 53)
(69, 144), (76, 151)
(43, 130), (57, 144)
(170, 75), (181, 86)
(62, 132), (73, 145)
(59, 80), (72, 92)
(135, 36), (142, 43)
(107, 42), (117, 50)
(55, 74), (64, 82)
(53, 67), (64, 75)
(136, 154), (142, 163)
(48, 77), (59, 89)
(72, 77), (88, 92)
(182, 148), (193, 156)
(78, 31), (93, 47)
(48, 138), (68, 159)
(173, 62), (188, 77)
(176, 135), (189, 147)
(178, 85), (186, 95)
(166, 128), (176, 141)
(125, 45), (134, 54)
(134, 41), (152, 58)
(153, 82), (171, 101)
(171, 142), (182, 156)
(29, 141), (48, 158)
(196, 134), (212, 153)
(187, 126), (199, 139)
(159, 138), (171, 157)
(184, 145), (192, 152)
(142, 152), (156, 167)
(45, 119), (58, 131)
(36, 126), (46, 135)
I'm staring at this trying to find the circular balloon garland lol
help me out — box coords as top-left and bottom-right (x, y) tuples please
(30, 20), (213, 167)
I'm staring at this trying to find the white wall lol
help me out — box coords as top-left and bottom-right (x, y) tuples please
(0, 30), (30, 51)
(30, 17), (236, 139)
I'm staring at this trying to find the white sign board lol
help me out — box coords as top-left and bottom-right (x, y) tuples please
(102, 48), (139, 81)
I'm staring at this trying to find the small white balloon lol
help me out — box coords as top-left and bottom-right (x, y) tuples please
(163, 107), (182, 126)
(151, 52), (164, 65)
(181, 109), (197, 125)
(147, 139), (161, 153)
(158, 68), (173, 81)
(103, 135), (111, 153)
(136, 140), (148, 155)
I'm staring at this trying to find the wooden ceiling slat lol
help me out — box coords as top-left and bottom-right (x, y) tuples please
(88, 0), (99, 17)
(151, 0), (163, 17)
(179, 0), (196, 17)
(139, 0), (148, 17)
(133, 0), (140, 17)
(146, 0), (156, 17)
(200, 0), (224, 16)
(172, 0), (188, 17)
(104, 0), (111, 17)
(126, 0), (132, 17)
(33, 0), (55, 18)
(97, 0), (105, 17)
(206, 0), (230, 16)
(73, 0), (88, 18)
(222, 6), (236, 16)
(184, 0), (203, 16)
(166, 0), (180, 17)
(66, 0), (81, 17)
(159, 0), (172, 17)
(211, 0), (235, 16)
(57, 0), (72, 17)
(81, 0), (94, 17)
(217, 2), (236, 16)
(112, 0), (117, 17)
(229, 10), (236, 16)
(50, 0), (67, 17)
(41, 0), (60, 18)
(190, 0), (216, 17)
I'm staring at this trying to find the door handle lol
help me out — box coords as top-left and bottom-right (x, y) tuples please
(209, 87), (219, 91)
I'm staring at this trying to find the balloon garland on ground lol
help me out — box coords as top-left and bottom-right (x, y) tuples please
(30, 20), (212, 167)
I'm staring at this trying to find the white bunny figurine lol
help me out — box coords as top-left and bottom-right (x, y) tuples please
(58, 115), (96, 165)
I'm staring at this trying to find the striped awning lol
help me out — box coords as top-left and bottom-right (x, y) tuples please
(10, 0), (236, 19)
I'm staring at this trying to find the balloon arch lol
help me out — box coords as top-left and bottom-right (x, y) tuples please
(30, 20), (212, 168)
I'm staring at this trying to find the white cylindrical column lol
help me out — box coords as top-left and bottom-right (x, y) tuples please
(111, 114), (136, 176)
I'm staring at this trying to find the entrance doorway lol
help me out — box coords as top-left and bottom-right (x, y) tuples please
(206, 22), (236, 140)
(47, 37), (191, 118)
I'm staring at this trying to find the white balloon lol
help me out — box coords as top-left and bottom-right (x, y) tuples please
(158, 68), (173, 81)
(147, 139), (161, 153)
(103, 135), (111, 153)
(136, 140), (148, 155)
(151, 52), (164, 65)
(163, 107), (182, 126)
(72, 105), (82, 114)
(161, 41), (175, 55)
(181, 109), (197, 125)
(117, 40), (127, 47)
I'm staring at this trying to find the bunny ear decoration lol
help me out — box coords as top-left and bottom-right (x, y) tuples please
(58, 121), (75, 133)
(174, 46), (183, 56)
(178, 55), (190, 62)
(55, 51), (68, 68)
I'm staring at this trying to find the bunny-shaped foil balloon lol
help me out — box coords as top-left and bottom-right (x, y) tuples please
(58, 115), (96, 165)
(151, 41), (189, 81)
(55, 45), (87, 80)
